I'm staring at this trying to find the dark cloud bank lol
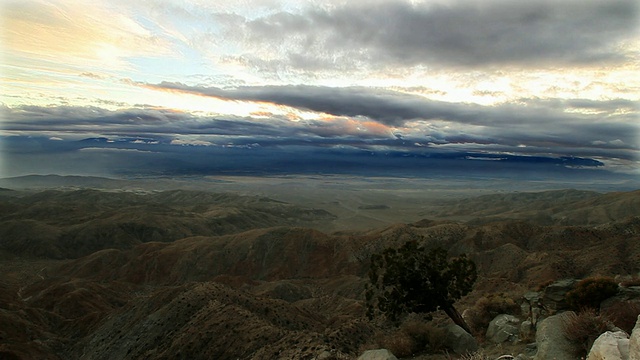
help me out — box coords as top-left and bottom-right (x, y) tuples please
(1, 97), (637, 185)
(0, 135), (626, 182)
(233, 0), (638, 70)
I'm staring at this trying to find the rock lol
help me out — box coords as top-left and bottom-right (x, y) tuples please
(357, 349), (398, 360)
(444, 324), (478, 355)
(586, 331), (629, 360)
(520, 320), (534, 341)
(534, 312), (580, 360)
(630, 315), (640, 360)
(521, 292), (536, 317)
(317, 350), (333, 359)
(522, 292), (543, 326)
(486, 314), (521, 344)
(541, 279), (576, 312)
(524, 342), (537, 357)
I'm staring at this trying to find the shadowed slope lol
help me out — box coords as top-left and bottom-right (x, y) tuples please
(0, 189), (336, 259)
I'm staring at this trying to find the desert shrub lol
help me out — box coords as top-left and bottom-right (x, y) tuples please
(565, 276), (618, 312)
(402, 320), (447, 353)
(367, 241), (476, 334)
(376, 320), (448, 357)
(602, 301), (640, 334)
(562, 309), (610, 357)
(377, 329), (415, 358)
(466, 293), (521, 336)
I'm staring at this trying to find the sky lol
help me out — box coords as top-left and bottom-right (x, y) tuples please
(1, 0), (639, 183)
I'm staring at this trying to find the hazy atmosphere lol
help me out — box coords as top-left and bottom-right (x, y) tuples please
(1, 0), (638, 184)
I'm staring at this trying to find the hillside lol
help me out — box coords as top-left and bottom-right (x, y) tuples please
(0, 189), (336, 259)
(428, 189), (640, 225)
(0, 187), (639, 359)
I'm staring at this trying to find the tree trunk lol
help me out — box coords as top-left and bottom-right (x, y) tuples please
(442, 303), (473, 336)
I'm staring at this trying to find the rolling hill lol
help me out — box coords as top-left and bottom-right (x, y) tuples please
(0, 186), (639, 359)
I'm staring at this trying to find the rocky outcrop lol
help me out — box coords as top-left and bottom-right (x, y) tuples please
(357, 349), (398, 360)
(630, 315), (640, 360)
(486, 314), (520, 344)
(541, 279), (576, 313)
(444, 324), (478, 355)
(534, 312), (580, 360)
(521, 291), (543, 327)
(587, 331), (629, 360)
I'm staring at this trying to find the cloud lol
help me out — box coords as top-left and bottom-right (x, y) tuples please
(232, 0), (639, 71)
(3, 89), (638, 173)
(142, 82), (639, 154)
(2, 1), (173, 71)
(79, 147), (156, 153)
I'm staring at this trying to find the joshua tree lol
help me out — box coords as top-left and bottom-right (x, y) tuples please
(366, 240), (477, 334)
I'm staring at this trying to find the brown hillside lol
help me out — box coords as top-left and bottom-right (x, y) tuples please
(1, 188), (640, 359)
(0, 189), (336, 259)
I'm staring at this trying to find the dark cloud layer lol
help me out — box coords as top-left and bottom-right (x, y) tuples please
(236, 0), (639, 70)
(147, 82), (639, 154)
(2, 106), (637, 182)
(2, 90), (638, 179)
(4, 134), (629, 184)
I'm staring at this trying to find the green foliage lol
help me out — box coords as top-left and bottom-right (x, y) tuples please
(366, 241), (477, 325)
(565, 276), (618, 311)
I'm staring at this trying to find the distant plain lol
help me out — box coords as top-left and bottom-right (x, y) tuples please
(2, 173), (637, 231)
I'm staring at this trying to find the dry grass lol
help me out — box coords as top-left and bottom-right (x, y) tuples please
(465, 293), (521, 337)
(565, 276), (618, 311)
(562, 309), (610, 357)
(445, 349), (515, 360)
(375, 320), (449, 358)
(602, 301), (640, 334)
(536, 279), (555, 292)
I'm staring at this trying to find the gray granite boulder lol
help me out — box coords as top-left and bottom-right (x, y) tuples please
(534, 312), (580, 360)
(444, 324), (478, 355)
(630, 315), (640, 360)
(357, 349), (398, 360)
(586, 331), (629, 360)
(486, 314), (521, 344)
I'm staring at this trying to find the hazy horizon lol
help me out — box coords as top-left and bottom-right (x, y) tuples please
(1, 0), (638, 183)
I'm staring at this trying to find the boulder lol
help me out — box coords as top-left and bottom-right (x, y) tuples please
(357, 349), (398, 360)
(586, 331), (629, 360)
(522, 291), (543, 326)
(520, 320), (534, 341)
(486, 314), (521, 344)
(630, 315), (640, 360)
(317, 350), (333, 359)
(534, 312), (580, 360)
(541, 279), (576, 312)
(444, 324), (478, 355)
